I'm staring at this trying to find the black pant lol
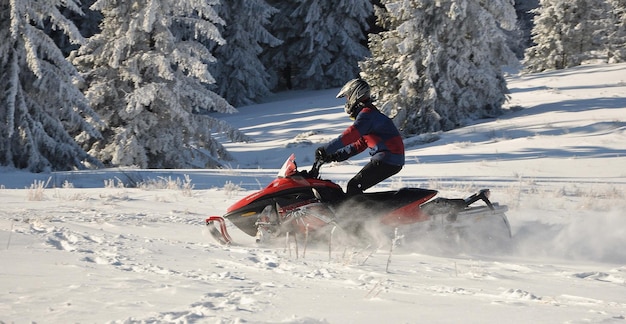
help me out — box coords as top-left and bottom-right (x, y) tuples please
(346, 161), (403, 196)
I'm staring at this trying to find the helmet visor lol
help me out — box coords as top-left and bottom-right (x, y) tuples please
(336, 82), (353, 99)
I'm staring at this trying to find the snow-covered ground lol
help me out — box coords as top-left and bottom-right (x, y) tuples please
(1, 63), (625, 323)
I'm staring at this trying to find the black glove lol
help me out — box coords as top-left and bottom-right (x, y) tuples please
(316, 147), (336, 163)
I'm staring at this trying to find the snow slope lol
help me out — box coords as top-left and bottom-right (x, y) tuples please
(1, 63), (625, 323)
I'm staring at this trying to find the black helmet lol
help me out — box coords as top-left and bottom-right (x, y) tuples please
(337, 78), (371, 119)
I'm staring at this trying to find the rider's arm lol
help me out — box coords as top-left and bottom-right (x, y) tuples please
(324, 108), (373, 155)
(333, 138), (367, 161)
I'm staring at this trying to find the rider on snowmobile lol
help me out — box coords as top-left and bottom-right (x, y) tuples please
(316, 78), (405, 196)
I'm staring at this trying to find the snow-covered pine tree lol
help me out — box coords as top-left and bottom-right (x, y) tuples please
(264, 0), (372, 90)
(523, 0), (605, 72)
(210, 0), (282, 107)
(606, 0), (626, 63)
(0, 0), (103, 172)
(360, 0), (518, 135)
(73, 0), (249, 169)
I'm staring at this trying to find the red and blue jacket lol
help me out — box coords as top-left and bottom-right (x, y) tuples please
(324, 105), (405, 166)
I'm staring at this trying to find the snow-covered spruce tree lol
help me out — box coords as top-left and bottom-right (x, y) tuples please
(264, 0), (372, 90)
(606, 0), (626, 63)
(0, 0), (103, 172)
(523, 0), (605, 72)
(210, 0), (282, 107)
(360, 0), (518, 135)
(73, 0), (249, 169)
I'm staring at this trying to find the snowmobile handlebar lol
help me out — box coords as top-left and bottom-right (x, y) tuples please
(308, 158), (325, 179)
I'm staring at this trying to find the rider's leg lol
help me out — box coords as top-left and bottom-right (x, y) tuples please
(346, 161), (402, 196)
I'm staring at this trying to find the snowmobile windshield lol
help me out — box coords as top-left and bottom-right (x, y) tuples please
(277, 154), (297, 178)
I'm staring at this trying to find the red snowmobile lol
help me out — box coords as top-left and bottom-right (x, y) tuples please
(206, 154), (511, 246)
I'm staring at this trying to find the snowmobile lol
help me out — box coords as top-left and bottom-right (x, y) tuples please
(206, 154), (511, 246)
